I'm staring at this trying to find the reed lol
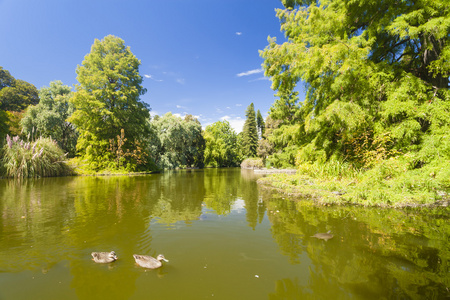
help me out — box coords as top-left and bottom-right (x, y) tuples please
(1, 135), (72, 178)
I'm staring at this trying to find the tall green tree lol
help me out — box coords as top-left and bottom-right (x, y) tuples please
(0, 67), (15, 90)
(204, 120), (240, 167)
(242, 103), (258, 158)
(21, 80), (78, 156)
(256, 109), (265, 138)
(148, 113), (205, 169)
(0, 67), (39, 142)
(261, 0), (450, 167)
(69, 35), (150, 170)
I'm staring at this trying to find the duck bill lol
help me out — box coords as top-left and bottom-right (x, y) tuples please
(162, 258), (169, 262)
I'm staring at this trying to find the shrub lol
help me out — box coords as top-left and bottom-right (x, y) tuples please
(1, 135), (72, 178)
(241, 157), (264, 169)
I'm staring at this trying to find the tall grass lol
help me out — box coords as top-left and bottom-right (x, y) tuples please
(1, 135), (72, 178)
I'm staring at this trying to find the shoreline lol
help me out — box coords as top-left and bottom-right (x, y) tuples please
(256, 171), (450, 209)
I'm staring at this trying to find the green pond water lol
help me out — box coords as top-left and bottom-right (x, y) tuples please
(0, 168), (449, 299)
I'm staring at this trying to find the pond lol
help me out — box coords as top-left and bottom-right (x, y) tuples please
(0, 168), (449, 299)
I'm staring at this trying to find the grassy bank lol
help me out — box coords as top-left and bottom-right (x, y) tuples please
(257, 158), (450, 208)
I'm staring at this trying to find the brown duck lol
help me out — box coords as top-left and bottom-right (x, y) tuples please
(133, 254), (169, 269)
(91, 251), (118, 263)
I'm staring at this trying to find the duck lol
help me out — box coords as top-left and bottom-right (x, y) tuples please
(311, 230), (334, 241)
(133, 254), (169, 269)
(91, 251), (118, 263)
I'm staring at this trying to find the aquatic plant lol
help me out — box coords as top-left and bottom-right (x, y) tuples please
(1, 135), (72, 178)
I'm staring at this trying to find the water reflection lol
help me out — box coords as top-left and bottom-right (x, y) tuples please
(259, 187), (450, 299)
(0, 170), (449, 299)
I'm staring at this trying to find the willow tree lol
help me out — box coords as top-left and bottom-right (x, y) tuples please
(69, 35), (150, 170)
(261, 0), (450, 168)
(204, 120), (240, 167)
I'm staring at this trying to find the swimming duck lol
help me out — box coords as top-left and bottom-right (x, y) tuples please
(311, 230), (334, 241)
(91, 251), (118, 263)
(133, 254), (169, 269)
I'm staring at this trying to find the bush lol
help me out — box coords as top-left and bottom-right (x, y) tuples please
(240, 157), (264, 169)
(1, 135), (72, 178)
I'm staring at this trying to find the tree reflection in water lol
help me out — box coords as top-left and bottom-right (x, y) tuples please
(259, 187), (450, 299)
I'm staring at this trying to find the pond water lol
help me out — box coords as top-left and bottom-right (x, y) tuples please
(0, 168), (449, 299)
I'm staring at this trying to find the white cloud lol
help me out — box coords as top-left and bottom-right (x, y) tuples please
(221, 115), (245, 133)
(249, 76), (270, 82)
(150, 110), (160, 118)
(236, 68), (263, 77)
(173, 113), (201, 120)
(236, 32), (242, 36)
(144, 74), (163, 82)
(176, 78), (185, 85)
(236, 104), (242, 107)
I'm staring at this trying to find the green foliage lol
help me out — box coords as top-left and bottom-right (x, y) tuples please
(0, 67), (39, 140)
(242, 103), (258, 158)
(69, 35), (150, 171)
(1, 135), (71, 178)
(259, 0), (450, 205)
(21, 80), (78, 156)
(204, 120), (241, 167)
(261, 0), (450, 162)
(148, 113), (205, 170)
(0, 78), (39, 112)
(0, 67), (15, 90)
(256, 109), (265, 138)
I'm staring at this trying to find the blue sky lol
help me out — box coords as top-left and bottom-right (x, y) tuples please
(0, 0), (291, 133)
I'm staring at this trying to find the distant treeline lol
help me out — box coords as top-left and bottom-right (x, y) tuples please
(0, 36), (267, 177)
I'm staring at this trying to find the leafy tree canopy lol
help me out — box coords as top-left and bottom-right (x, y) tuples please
(0, 67), (39, 112)
(204, 120), (241, 167)
(21, 80), (78, 156)
(261, 0), (450, 168)
(149, 113), (205, 169)
(69, 35), (150, 170)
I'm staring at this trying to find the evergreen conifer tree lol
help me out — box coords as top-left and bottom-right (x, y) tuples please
(242, 103), (258, 158)
(256, 109), (265, 138)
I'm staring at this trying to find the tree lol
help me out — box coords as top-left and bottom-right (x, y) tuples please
(148, 113), (205, 169)
(0, 67), (14, 90)
(256, 109), (265, 138)
(0, 67), (39, 143)
(241, 103), (258, 158)
(261, 0), (450, 167)
(0, 79), (39, 112)
(21, 80), (78, 156)
(69, 35), (150, 170)
(183, 114), (205, 168)
(204, 120), (240, 167)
